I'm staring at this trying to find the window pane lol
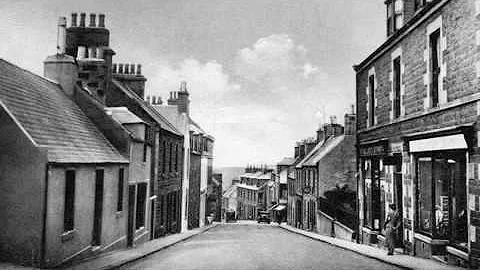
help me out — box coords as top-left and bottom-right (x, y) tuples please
(417, 157), (432, 234)
(64, 170), (76, 232)
(451, 156), (467, 247)
(433, 158), (449, 238)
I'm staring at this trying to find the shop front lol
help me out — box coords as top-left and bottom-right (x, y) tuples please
(408, 133), (469, 260)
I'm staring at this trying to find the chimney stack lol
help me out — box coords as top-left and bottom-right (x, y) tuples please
(57, 17), (67, 55)
(89, 13), (96, 27)
(98, 14), (105, 28)
(71, 13), (78, 27)
(79, 12), (86, 27)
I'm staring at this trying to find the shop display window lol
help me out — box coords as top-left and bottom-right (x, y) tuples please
(415, 152), (467, 248)
(363, 158), (382, 230)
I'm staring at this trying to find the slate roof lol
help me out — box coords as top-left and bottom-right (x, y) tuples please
(277, 157), (296, 166)
(222, 184), (237, 198)
(152, 105), (183, 132)
(298, 135), (345, 168)
(111, 79), (181, 136)
(106, 107), (145, 124)
(0, 58), (127, 163)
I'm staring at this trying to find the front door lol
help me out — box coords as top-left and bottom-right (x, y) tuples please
(92, 170), (104, 246)
(127, 185), (136, 247)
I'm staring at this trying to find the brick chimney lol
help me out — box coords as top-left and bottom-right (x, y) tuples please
(44, 17), (78, 97)
(323, 116), (344, 138)
(167, 81), (190, 115)
(344, 105), (356, 136)
(112, 63), (147, 99)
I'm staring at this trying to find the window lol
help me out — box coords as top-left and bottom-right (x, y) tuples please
(416, 153), (467, 247)
(363, 159), (382, 230)
(368, 74), (375, 127)
(143, 134), (148, 163)
(430, 29), (441, 108)
(393, 56), (401, 119)
(117, 168), (125, 212)
(64, 170), (76, 232)
(175, 144), (178, 172)
(162, 141), (167, 172)
(169, 143), (173, 172)
(135, 183), (147, 229)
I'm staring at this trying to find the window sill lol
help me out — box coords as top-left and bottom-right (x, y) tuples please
(414, 233), (449, 245)
(135, 226), (145, 234)
(61, 229), (76, 243)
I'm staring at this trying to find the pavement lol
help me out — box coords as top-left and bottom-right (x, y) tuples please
(279, 223), (463, 270)
(118, 222), (402, 270)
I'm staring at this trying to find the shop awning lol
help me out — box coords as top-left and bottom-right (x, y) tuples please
(409, 134), (467, 152)
(274, 205), (286, 211)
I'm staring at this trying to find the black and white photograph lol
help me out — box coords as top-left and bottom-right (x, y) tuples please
(0, 0), (476, 269)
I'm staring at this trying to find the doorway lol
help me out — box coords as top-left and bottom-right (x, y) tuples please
(127, 185), (136, 247)
(92, 169), (104, 247)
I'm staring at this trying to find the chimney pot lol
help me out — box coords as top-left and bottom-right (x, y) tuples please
(136, 64), (142, 75)
(130, 64), (135, 75)
(152, 96), (157, 104)
(112, 63), (117, 73)
(98, 14), (105, 28)
(87, 47), (95, 58)
(118, 63), (124, 74)
(71, 13), (78, 27)
(79, 13), (86, 27)
(180, 81), (187, 92)
(124, 64), (129, 74)
(96, 47), (103, 59)
(57, 17), (67, 55)
(89, 13), (96, 27)
(146, 95), (151, 104)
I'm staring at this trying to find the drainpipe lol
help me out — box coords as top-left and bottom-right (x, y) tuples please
(40, 163), (50, 267)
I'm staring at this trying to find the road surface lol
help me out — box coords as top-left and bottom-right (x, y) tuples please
(118, 223), (400, 270)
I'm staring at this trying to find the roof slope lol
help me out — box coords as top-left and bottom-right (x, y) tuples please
(300, 135), (345, 167)
(152, 105), (183, 132)
(277, 157), (296, 166)
(111, 79), (181, 136)
(0, 59), (127, 163)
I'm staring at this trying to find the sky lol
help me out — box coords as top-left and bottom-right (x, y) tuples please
(0, 0), (385, 167)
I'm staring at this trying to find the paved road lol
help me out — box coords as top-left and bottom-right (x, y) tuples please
(118, 223), (400, 270)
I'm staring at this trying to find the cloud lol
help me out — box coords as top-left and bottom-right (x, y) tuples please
(149, 34), (349, 167)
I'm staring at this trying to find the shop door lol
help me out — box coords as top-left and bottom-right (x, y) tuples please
(394, 171), (404, 247)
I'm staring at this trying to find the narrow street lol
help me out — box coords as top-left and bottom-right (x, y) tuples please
(118, 223), (400, 270)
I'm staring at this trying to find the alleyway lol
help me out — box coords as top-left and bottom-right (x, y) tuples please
(118, 223), (400, 270)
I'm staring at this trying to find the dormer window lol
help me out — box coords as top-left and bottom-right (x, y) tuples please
(387, 0), (404, 36)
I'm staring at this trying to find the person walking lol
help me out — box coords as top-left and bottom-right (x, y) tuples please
(384, 203), (401, 255)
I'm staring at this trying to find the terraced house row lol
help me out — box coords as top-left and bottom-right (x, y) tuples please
(354, 0), (480, 267)
(0, 13), (220, 268)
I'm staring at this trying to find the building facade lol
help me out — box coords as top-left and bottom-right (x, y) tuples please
(354, 0), (480, 266)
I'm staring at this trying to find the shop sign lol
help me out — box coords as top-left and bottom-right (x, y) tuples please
(360, 143), (386, 157)
(389, 142), (403, 153)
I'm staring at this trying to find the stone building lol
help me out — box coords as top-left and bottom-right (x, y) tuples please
(354, 0), (480, 266)
(0, 57), (129, 267)
(58, 12), (184, 239)
(152, 84), (215, 229)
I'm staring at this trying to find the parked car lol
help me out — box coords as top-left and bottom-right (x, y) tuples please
(257, 211), (271, 224)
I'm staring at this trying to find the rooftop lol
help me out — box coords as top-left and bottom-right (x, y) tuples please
(106, 107), (145, 125)
(0, 58), (127, 163)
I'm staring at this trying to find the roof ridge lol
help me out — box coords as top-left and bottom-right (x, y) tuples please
(111, 79), (182, 135)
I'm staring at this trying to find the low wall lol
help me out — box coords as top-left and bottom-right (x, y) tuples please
(316, 210), (354, 242)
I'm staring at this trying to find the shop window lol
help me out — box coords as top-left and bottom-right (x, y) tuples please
(416, 153), (467, 247)
(136, 183), (147, 229)
(363, 159), (382, 230)
(64, 170), (76, 232)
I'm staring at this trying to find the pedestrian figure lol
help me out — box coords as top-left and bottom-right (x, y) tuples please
(384, 203), (401, 255)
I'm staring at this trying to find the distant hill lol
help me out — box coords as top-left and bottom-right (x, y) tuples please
(214, 166), (244, 191)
